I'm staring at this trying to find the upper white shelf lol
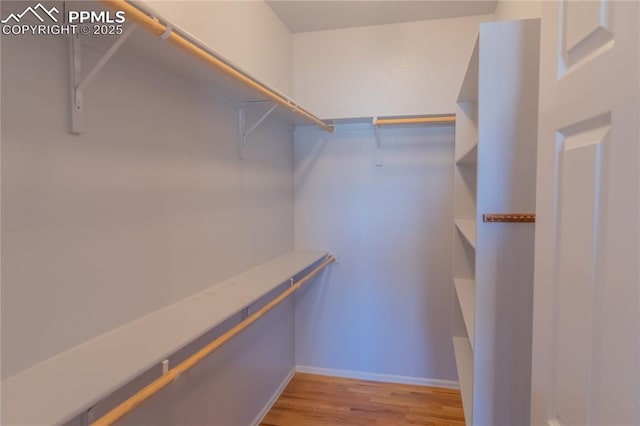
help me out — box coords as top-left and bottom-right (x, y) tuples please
(455, 219), (477, 250)
(457, 36), (479, 103)
(456, 143), (478, 165)
(2, 250), (329, 426)
(80, 1), (332, 131)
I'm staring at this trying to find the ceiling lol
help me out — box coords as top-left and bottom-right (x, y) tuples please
(266, 1), (499, 33)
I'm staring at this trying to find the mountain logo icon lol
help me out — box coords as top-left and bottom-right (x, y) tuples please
(1, 3), (59, 24)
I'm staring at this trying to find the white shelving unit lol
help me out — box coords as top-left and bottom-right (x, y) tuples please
(452, 19), (540, 426)
(2, 251), (329, 425)
(452, 33), (478, 422)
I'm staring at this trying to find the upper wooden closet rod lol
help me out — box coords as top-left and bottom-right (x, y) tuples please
(374, 115), (456, 126)
(100, 0), (334, 133)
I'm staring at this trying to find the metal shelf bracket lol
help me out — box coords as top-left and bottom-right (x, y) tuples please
(238, 100), (278, 160)
(69, 23), (138, 134)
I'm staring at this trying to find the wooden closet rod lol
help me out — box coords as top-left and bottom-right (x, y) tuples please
(100, 0), (334, 133)
(91, 255), (335, 426)
(374, 115), (456, 126)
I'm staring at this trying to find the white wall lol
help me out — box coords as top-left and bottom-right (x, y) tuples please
(494, 0), (541, 21)
(140, 0), (293, 96)
(2, 27), (294, 423)
(292, 14), (492, 119)
(294, 123), (457, 383)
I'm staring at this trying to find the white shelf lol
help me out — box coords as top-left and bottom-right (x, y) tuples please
(2, 250), (328, 426)
(454, 279), (476, 350)
(72, 2), (328, 129)
(456, 143), (478, 165)
(457, 36), (479, 103)
(455, 219), (477, 249)
(453, 336), (474, 425)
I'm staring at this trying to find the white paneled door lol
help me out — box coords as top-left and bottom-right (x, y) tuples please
(532, 1), (639, 426)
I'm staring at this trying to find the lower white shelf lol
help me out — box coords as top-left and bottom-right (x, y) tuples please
(455, 142), (478, 165)
(453, 336), (474, 426)
(2, 250), (329, 426)
(455, 219), (477, 249)
(454, 279), (476, 350)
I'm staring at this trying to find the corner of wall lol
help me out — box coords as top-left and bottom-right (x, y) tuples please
(250, 367), (296, 426)
(493, 1), (542, 21)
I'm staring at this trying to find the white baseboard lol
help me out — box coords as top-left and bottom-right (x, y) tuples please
(251, 367), (296, 426)
(295, 365), (459, 389)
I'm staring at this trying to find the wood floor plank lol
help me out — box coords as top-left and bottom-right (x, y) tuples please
(261, 373), (465, 426)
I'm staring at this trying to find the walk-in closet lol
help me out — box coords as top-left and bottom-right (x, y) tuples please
(1, 1), (638, 425)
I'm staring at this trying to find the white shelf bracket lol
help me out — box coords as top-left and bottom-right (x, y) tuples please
(238, 101), (278, 160)
(69, 23), (138, 134)
(373, 118), (383, 166)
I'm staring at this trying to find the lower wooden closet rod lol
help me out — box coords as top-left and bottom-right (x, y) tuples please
(91, 255), (336, 426)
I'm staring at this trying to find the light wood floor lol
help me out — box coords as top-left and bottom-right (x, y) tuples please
(261, 373), (465, 426)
